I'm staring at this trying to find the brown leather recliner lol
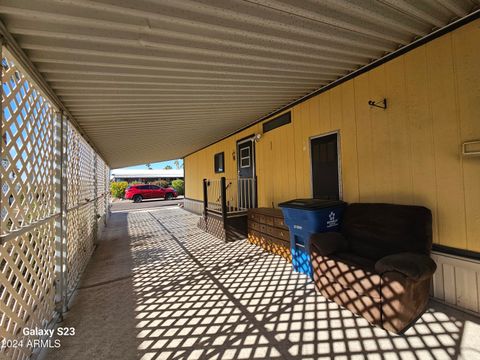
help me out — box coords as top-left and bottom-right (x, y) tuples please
(310, 203), (437, 333)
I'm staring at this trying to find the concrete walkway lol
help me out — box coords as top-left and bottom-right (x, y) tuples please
(43, 205), (480, 360)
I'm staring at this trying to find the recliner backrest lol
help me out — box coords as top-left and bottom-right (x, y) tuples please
(341, 203), (432, 261)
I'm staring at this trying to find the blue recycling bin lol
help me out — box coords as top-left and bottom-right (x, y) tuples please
(279, 199), (346, 278)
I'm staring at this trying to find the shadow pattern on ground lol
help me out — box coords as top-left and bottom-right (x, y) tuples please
(126, 208), (480, 360)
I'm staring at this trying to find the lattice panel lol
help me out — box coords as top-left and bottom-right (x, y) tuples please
(0, 51), (58, 360)
(1, 48), (110, 359)
(65, 124), (97, 208)
(0, 218), (56, 360)
(64, 126), (97, 295)
(97, 157), (104, 197)
(66, 123), (80, 210)
(78, 139), (95, 203)
(1, 54), (55, 234)
(96, 157), (106, 217)
(103, 164), (110, 219)
(97, 193), (105, 218)
(65, 203), (95, 295)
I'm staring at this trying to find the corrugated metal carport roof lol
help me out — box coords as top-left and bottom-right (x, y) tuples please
(0, 0), (478, 168)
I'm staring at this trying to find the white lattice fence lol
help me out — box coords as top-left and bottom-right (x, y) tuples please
(96, 157), (107, 218)
(65, 125), (97, 298)
(65, 204), (95, 297)
(0, 51), (57, 360)
(66, 123), (80, 211)
(0, 48), (110, 360)
(0, 56), (55, 233)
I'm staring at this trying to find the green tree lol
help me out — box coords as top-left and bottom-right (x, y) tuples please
(173, 159), (184, 169)
(150, 179), (169, 188)
(172, 179), (184, 195)
(164, 165), (173, 170)
(110, 181), (129, 198)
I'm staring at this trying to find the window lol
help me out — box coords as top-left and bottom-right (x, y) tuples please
(262, 111), (291, 133)
(240, 147), (250, 168)
(214, 152), (225, 173)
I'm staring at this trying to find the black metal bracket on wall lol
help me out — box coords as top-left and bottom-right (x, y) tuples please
(368, 98), (387, 110)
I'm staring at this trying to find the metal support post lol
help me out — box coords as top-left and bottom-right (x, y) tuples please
(61, 113), (69, 311)
(104, 166), (109, 226)
(220, 177), (227, 223)
(54, 110), (66, 316)
(93, 153), (98, 243)
(202, 179), (208, 217)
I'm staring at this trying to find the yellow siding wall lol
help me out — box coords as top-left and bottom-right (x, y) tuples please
(185, 20), (480, 252)
(184, 125), (262, 201)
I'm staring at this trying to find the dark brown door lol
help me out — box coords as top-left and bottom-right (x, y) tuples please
(311, 133), (340, 200)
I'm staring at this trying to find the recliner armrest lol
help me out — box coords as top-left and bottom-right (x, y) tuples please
(375, 252), (437, 281)
(310, 232), (348, 256)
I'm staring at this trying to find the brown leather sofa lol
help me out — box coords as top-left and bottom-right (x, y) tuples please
(310, 203), (437, 333)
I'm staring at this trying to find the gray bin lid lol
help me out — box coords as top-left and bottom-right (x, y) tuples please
(278, 198), (346, 210)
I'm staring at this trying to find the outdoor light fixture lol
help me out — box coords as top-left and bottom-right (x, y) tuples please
(462, 140), (480, 157)
(368, 98), (387, 110)
(232, 151), (236, 160)
(254, 133), (262, 142)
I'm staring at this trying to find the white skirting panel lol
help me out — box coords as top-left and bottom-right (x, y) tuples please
(431, 251), (480, 315)
(184, 198), (204, 215)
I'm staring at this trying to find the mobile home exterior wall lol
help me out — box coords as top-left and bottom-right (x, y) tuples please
(185, 20), (480, 253)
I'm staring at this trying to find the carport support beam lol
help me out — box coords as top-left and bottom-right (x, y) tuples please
(93, 153), (98, 243)
(54, 110), (67, 316)
(105, 166), (109, 226)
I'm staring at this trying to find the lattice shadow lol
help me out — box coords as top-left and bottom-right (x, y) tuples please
(127, 208), (479, 360)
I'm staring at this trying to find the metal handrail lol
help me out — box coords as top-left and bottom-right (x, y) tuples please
(203, 177), (256, 217)
(216, 181), (231, 203)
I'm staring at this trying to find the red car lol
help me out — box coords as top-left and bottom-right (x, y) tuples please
(125, 184), (178, 203)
